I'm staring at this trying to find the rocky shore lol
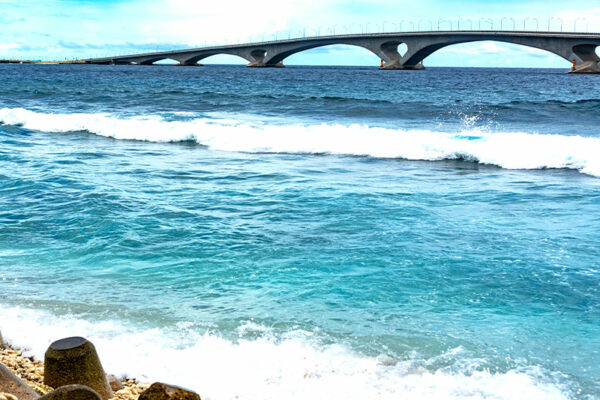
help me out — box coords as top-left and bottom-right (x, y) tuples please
(1, 344), (148, 400)
(0, 332), (200, 400)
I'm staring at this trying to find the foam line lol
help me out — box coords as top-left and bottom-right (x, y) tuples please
(0, 305), (570, 400)
(1, 107), (599, 177)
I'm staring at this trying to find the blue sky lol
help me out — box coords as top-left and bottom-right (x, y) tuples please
(1, 0), (599, 67)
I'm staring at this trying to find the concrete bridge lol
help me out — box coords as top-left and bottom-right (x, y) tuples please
(84, 31), (600, 73)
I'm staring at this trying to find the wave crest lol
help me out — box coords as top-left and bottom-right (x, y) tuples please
(1, 107), (599, 177)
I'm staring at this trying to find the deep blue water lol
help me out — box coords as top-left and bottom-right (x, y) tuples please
(0, 64), (599, 400)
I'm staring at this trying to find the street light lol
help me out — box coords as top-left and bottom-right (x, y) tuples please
(458, 18), (473, 30)
(438, 19), (452, 31)
(418, 19), (432, 31)
(574, 17), (588, 33)
(501, 17), (515, 30)
(524, 17), (539, 31)
(478, 18), (493, 30)
(547, 17), (563, 32)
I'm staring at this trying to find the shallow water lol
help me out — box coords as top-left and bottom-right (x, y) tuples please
(0, 64), (599, 400)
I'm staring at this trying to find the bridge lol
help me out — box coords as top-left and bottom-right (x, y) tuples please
(84, 31), (600, 73)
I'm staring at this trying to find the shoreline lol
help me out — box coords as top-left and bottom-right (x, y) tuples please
(0, 60), (86, 65)
(0, 341), (149, 400)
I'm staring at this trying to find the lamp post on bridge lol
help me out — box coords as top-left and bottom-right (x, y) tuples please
(548, 17), (564, 32)
(438, 19), (452, 31)
(574, 17), (588, 33)
(478, 18), (493, 30)
(501, 17), (516, 31)
(418, 20), (432, 31)
(524, 17), (539, 31)
(366, 22), (380, 34)
(458, 18), (473, 30)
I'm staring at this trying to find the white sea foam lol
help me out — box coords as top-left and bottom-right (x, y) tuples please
(0, 305), (570, 400)
(1, 107), (599, 177)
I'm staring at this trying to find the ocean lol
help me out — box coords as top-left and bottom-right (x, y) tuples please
(0, 64), (599, 400)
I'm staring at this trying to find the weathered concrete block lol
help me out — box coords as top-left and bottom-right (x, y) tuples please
(105, 375), (122, 392)
(0, 362), (39, 400)
(43, 338), (112, 400)
(39, 385), (101, 400)
(139, 383), (201, 400)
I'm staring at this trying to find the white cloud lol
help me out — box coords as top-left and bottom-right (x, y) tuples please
(0, 42), (19, 51)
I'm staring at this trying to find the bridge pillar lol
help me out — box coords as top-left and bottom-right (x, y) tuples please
(372, 39), (426, 70)
(177, 61), (203, 66)
(247, 61), (284, 68)
(380, 62), (425, 71)
(567, 44), (600, 73)
(570, 61), (600, 73)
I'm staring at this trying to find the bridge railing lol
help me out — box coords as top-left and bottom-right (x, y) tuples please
(83, 17), (598, 61)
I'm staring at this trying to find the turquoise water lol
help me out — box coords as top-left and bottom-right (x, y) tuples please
(0, 65), (599, 400)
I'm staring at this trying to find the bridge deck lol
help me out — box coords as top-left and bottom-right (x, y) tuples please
(84, 31), (600, 64)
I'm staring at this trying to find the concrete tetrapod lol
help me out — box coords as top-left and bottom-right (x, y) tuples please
(139, 383), (201, 400)
(39, 385), (101, 400)
(43, 338), (113, 400)
(0, 363), (39, 400)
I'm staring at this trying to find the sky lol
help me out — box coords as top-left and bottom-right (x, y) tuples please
(1, 0), (599, 67)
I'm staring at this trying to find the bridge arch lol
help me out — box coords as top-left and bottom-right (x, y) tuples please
(418, 40), (570, 68)
(153, 58), (180, 65)
(183, 54), (247, 65)
(264, 41), (387, 66)
(399, 36), (590, 68)
(136, 57), (180, 65)
(271, 43), (381, 66)
(182, 51), (252, 65)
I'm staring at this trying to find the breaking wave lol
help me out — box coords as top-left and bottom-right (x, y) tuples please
(0, 305), (571, 400)
(1, 107), (599, 177)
